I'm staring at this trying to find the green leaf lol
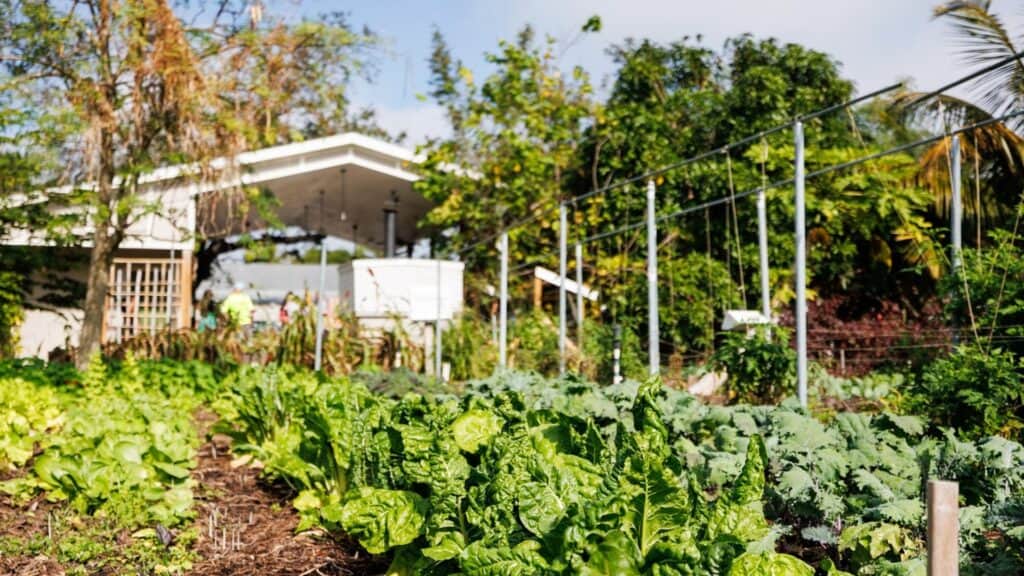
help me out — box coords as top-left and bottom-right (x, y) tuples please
(727, 552), (814, 576)
(579, 530), (642, 576)
(292, 490), (321, 512)
(152, 461), (191, 480)
(451, 409), (504, 454)
(459, 540), (550, 576)
(422, 531), (465, 561)
(341, 488), (427, 554)
(517, 481), (565, 537)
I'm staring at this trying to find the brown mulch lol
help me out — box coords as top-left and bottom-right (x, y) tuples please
(185, 411), (388, 576)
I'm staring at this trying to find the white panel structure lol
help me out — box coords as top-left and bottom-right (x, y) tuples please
(338, 259), (464, 321)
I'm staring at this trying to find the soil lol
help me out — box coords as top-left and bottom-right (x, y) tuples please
(185, 411), (388, 576)
(0, 491), (66, 576)
(0, 411), (388, 576)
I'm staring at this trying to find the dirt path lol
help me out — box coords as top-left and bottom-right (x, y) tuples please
(186, 412), (387, 576)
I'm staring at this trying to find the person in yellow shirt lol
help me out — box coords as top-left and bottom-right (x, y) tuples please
(220, 282), (254, 332)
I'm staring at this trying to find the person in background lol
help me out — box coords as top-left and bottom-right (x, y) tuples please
(279, 291), (301, 325)
(197, 290), (218, 332)
(220, 282), (254, 333)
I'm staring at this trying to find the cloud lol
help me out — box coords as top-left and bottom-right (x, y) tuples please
(371, 102), (451, 147)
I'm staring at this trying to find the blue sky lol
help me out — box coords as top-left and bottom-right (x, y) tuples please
(292, 0), (1024, 145)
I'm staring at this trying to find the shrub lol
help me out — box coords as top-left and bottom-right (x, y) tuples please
(711, 328), (796, 404)
(442, 311), (497, 381)
(910, 345), (1023, 440)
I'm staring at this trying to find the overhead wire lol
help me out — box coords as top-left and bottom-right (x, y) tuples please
(457, 50), (1024, 257)
(457, 83), (908, 257)
(577, 109), (1024, 247)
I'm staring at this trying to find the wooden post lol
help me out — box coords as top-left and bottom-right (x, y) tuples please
(928, 480), (959, 576)
(533, 275), (543, 309)
(179, 251), (193, 329)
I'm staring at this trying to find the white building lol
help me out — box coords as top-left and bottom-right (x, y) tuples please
(9, 133), (463, 359)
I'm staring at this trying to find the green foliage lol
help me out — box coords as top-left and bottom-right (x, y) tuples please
(449, 371), (1024, 574)
(222, 368), (812, 574)
(509, 309), (562, 375)
(340, 488), (427, 554)
(417, 24), (597, 270)
(581, 319), (646, 384)
(0, 358), (203, 531)
(660, 253), (741, 353)
(443, 311), (498, 381)
(711, 329), (796, 404)
(909, 345), (1023, 440)
(0, 377), (62, 469)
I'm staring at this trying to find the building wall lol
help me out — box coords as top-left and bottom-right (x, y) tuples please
(16, 247), (192, 358)
(20, 308), (83, 359)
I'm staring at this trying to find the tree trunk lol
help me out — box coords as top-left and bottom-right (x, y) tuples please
(78, 222), (117, 368)
(77, 128), (118, 369)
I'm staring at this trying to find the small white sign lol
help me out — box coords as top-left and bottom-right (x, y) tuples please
(721, 310), (772, 331)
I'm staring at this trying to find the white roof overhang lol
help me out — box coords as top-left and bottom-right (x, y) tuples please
(3, 133), (435, 253)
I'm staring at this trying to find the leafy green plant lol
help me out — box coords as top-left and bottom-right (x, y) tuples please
(0, 377), (63, 469)
(4, 357), (201, 528)
(909, 345), (1023, 441)
(508, 309), (562, 375)
(442, 311), (497, 381)
(711, 328), (796, 404)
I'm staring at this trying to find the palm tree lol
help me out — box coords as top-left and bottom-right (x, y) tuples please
(895, 1), (1024, 245)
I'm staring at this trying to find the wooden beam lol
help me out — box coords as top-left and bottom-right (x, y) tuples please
(927, 480), (959, 576)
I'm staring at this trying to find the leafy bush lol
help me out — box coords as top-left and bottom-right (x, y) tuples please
(2, 356), (202, 528)
(580, 319), (646, 384)
(0, 377), (62, 469)
(508, 309), (561, 375)
(442, 311), (497, 381)
(711, 328), (796, 404)
(909, 345), (1023, 441)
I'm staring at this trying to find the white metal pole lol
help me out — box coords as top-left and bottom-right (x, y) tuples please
(951, 135), (963, 274)
(314, 237), (327, 371)
(794, 121), (808, 407)
(498, 232), (509, 368)
(757, 188), (771, 321)
(575, 242), (584, 351)
(435, 257), (443, 379)
(951, 135), (962, 345)
(646, 180), (660, 376)
(558, 203), (568, 375)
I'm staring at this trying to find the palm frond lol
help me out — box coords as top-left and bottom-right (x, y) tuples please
(891, 91), (1024, 220)
(933, 1), (1024, 118)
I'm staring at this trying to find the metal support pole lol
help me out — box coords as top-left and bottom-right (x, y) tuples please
(558, 203), (568, 375)
(951, 135), (962, 345)
(384, 208), (397, 258)
(757, 187), (771, 321)
(435, 258), (443, 379)
(314, 238), (327, 371)
(575, 243), (584, 351)
(498, 232), (509, 368)
(794, 121), (808, 407)
(613, 324), (622, 384)
(646, 180), (660, 376)
(951, 136), (963, 272)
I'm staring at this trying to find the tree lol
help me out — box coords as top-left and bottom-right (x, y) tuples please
(415, 24), (599, 280)
(895, 1), (1024, 239)
(0, 0), (377, 365)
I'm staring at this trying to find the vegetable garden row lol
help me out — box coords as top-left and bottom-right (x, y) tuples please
(1, 358), (1022, 575)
